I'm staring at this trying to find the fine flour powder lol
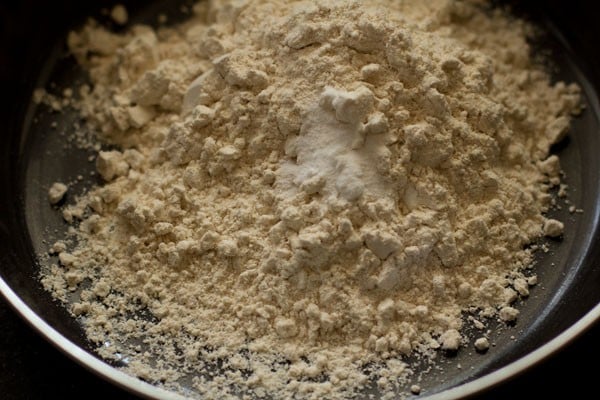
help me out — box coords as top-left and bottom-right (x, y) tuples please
(39, 0), (582, 398)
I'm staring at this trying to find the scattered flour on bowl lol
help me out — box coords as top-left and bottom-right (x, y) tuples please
(38, 0), (582, 398)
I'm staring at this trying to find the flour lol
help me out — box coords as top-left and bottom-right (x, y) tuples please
(278, 86), (390, 203)
(110, 4), (129, 26)
(474, 337), (490, 352)
(543, 218), (565, 238)
(39, 0), (582, 399)
(48, 182), (68, 205)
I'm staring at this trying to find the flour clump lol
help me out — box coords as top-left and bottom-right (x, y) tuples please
(40, 1), (582, 398)
(48, 182), (68, 205)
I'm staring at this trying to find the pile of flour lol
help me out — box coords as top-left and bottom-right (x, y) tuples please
(40, 0), (582, 398)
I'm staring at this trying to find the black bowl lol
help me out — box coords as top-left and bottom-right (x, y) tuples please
(1, 1), (599, 399)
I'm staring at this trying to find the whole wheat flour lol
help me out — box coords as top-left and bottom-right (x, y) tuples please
(39, 0), (582, 398)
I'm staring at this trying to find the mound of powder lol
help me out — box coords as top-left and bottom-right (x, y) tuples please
(40, 0), (582, 398)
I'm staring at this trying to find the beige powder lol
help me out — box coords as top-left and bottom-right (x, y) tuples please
(40, 0), (581, 398)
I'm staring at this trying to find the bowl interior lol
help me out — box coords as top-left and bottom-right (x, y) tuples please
(1, 1), (600, 398)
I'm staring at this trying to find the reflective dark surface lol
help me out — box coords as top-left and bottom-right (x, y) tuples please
(1, 1), (599, 399)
